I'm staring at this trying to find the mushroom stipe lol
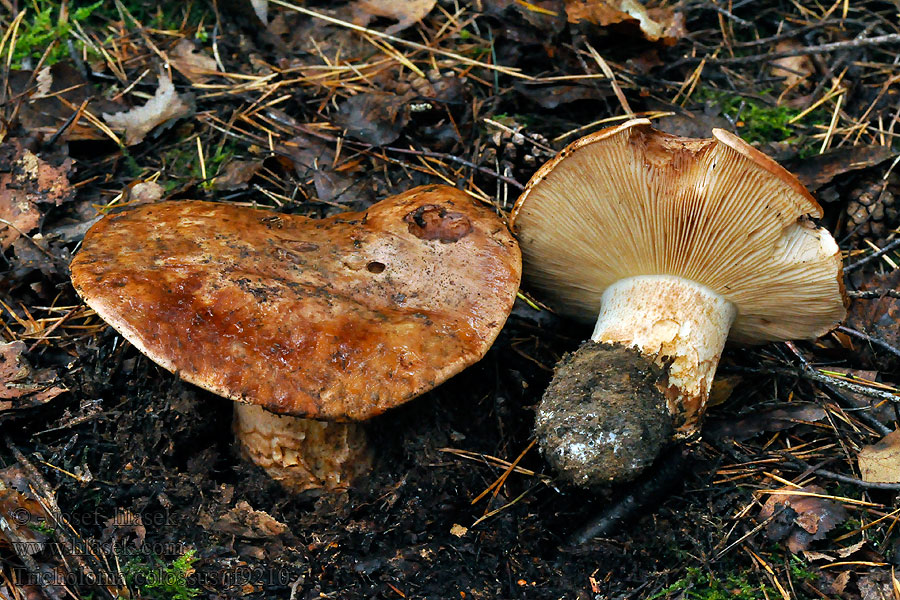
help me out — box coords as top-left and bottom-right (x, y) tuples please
(71, 185), (521, 493)
(512, 119), (846, 486)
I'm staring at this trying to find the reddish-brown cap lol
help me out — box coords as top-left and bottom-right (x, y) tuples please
(511, 119), (846, 344)
(71, 185), (521, 420)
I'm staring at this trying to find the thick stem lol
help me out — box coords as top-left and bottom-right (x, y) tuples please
(233, 403), (373, 494)
(537, 276), (736, 486)
(591, 275), (736, 433)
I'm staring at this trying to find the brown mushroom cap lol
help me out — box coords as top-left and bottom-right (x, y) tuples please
(510, 119), (846, 344)
(71, 185), (521, 420)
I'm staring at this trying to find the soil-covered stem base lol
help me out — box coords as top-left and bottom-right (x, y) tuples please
(536, 342), (673, 486)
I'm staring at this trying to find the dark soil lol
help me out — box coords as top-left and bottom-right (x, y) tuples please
(2, 1), (900, 599)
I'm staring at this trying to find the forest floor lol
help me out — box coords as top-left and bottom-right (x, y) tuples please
(1, 1), (900, 598)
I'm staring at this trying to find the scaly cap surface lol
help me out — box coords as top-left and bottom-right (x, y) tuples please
(71, 185), (522, 420)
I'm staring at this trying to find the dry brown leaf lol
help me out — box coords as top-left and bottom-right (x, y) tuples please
(127, 181), (165, 204)
(858, 430), (900, 483)
(7, 64), (123, 141)
(829, 570), (851, 596)
(783, 145), (895, 191)
(0, 141), (74, 250)
(353, 0), (437, 34)
(770, 40), (815, 89)
(513, 82), (606, 109)
(100, 510), (147, 549)
(169, 40), (218, 84)
(836, 539), (868, 558)
(847, 269), (900, 371)
(858, 570), (895, 600)
(333, 92), (413, 146)
(564, 0), (686, 45)
(705, 402), (826, 441)
(213, 501), (291, 539)
(102, 71), (191, 145)
(0, 341), (67, 410)
(759, 486), (848, 553)
(211, 159), (264, 190)
(0, 465), (52, 555)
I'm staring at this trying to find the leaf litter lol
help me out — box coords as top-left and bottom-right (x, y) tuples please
(0, 0), (899, 598)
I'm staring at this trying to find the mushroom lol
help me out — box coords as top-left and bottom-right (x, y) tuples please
(510, 119), (846, 486)
(70, 185), (521, 493)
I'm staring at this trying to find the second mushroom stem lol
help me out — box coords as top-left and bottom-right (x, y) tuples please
(233, 403), (373, 494)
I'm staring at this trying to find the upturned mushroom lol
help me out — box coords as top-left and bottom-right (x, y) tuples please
(71, 185), (521, 493)
(510, 119), (846, 486)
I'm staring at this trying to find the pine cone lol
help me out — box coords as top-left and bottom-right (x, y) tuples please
(844, 171), (899, 245)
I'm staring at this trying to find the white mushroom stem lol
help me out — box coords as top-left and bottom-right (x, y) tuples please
(590, 275), (737, 433)
(233, 403), (372, 494)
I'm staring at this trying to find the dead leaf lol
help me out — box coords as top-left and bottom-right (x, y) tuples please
(802, 549), (836, 562)
(100, 510), (147, 550)
(705, 403), (826, 441)
(333, 92), (413, 146)
(705, 374), (742, 408)
(564, 0), (686, 45)
(770, 40), (815, 89)
(801, 538), (875, 567)
(783, 145), (895, 191)
(127, 181), (165, 205)
(858, 430), (900, 483)
(212, 501), (291, 539)
(10, 236), (70, 281)
(0, 140), (74, 250)
(759, 486), (848, 553)
(829, 570), (851, 596)
(0, 341), (67, 410)
(7, 64), (123, 141)
(858, 570), (895, 600)
(102, 71), (192, 145)
(836, 539), (868, 558)
(169, 40), (218, 84)
(352, 0), (436, 34)
(0, 465), (52, 555)
(846, 269), (900, 371)
(514, 82), (606, 109)
(211, 159), (264, 190)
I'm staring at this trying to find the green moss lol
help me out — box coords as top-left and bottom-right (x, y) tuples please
(117, 0), (210, 33)
(8, 1), (103, 69)
(649, 567), (776, 600)
(123, 549), (200, 600)
(695, 87), (828, 157)
(151, 137), (243, 192)
(6, 0), (211, 70)
(28, 520), (55, 536)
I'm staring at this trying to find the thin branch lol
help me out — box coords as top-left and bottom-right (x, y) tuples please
(379, 145), (525, 191)
(683, 34), (900, 66)
(778, 451), (900, 491)
(847, 290), (900, 299)
(837, 325), (900, 360)
(723, 365), (900, 404)
(844, 237), (900, 273)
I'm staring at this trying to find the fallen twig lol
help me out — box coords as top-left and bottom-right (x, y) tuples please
(844, 237), (900, 273)
(837, 325), (900, 360)
(687, 34), (900, 65)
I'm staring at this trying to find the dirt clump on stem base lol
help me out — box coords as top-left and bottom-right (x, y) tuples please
(536, 341), (672, 486)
